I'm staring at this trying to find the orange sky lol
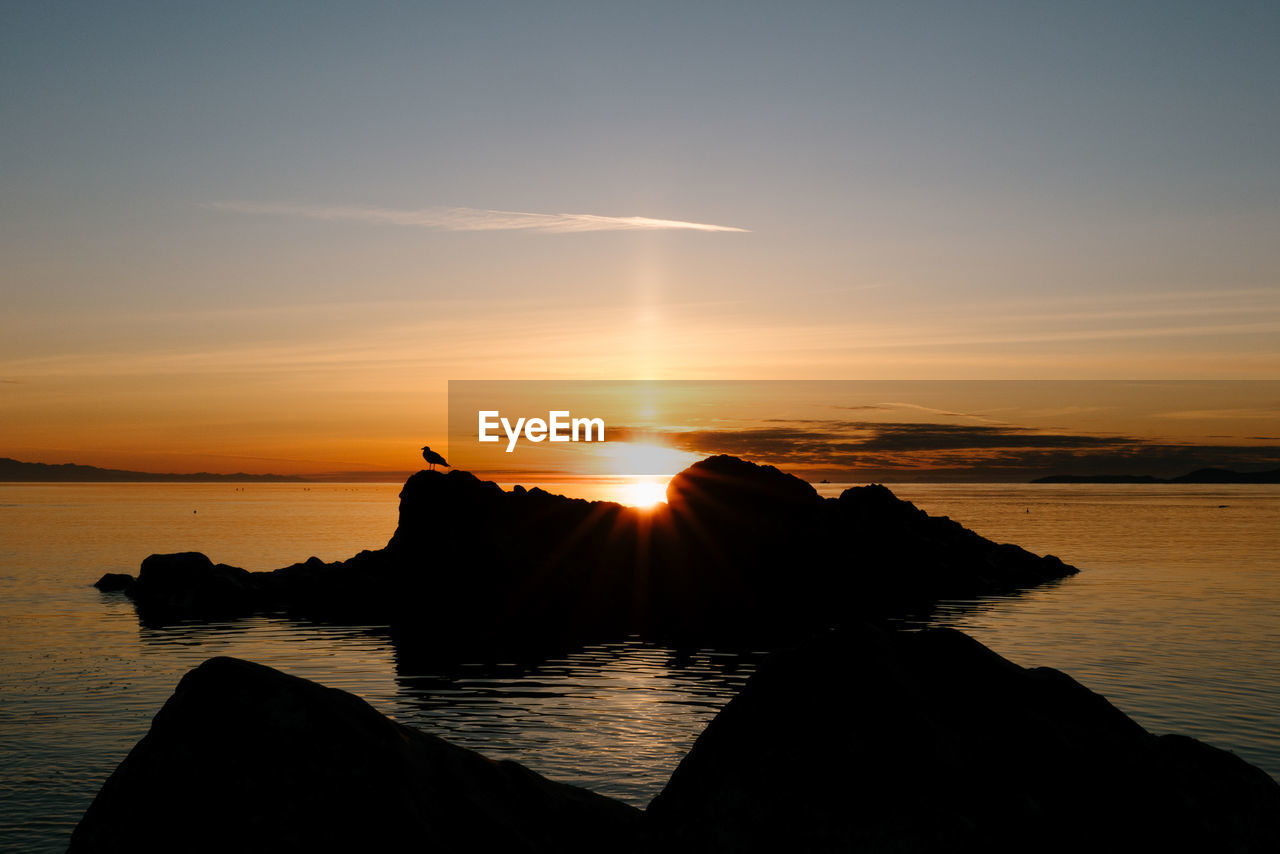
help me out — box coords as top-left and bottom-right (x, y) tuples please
(4, 297), (1279, 477)
(3, 5), (1278, 476)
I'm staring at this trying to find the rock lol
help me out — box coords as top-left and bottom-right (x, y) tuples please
(130, 551), (255, 620)
(832, 483), (1073, 602)
(383, 458), (1076, 648)
(92, 573), (134, 592)
(115, 456), (1078, 650)
(69, 656), (642, 853)
(71, 633), (1280, 853)
(666, 454), (820, 523)
(648, 624), (1280, 853)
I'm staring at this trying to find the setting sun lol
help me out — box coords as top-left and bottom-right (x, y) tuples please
(619, 475), (671, 508)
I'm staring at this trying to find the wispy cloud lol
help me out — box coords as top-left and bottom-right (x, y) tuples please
(835, 401), (1007, 424)
(1155, 407), (1280, 420)
(206, 201), (749, 233)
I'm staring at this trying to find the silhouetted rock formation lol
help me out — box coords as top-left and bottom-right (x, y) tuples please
(648, 624), (1280, 853)
(68, 657), (641, 854)
(132, 552), (256, 615)
(116, 456), (1076, 648)
(72, 632), (1280, 852)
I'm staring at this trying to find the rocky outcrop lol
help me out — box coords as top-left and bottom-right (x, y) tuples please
(133, 551), (255, 615)
(117, 456), (1077, 648)
(648, 624), (1280, 853)
(832, 481), (1072, 599)
(72, 629), (1280, 853)
(68, 656), (641, 853)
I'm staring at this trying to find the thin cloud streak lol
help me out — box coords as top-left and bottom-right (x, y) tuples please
(206, 201), (749, 233)
(1156, 407), (1280, 420)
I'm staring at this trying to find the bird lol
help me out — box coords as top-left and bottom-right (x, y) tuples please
(421, 445), (450, 471)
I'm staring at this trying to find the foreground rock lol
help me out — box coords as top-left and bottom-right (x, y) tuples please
(116, 456), (1076, 648)
(72, 630), (1280, 852)
(69, 657), (641, 853)
(649, 624), (1280, 853)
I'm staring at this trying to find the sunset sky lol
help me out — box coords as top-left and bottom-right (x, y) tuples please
(3, 2), (1278, 476)
(447, 380), (1280, 482)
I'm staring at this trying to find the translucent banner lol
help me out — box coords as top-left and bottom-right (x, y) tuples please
(446, 380), (1280, 484)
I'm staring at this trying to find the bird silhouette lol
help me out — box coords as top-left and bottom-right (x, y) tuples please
(421, 445), (450, 471)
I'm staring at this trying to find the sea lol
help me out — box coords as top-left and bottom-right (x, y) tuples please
(1, 481), (1277, 852)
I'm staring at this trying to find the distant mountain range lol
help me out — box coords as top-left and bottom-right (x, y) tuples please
(1033, 467), (1280, 484)
(0, 457), (306, 483)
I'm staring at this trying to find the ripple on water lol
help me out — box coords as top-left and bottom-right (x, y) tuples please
(3, 482), (1278, 853)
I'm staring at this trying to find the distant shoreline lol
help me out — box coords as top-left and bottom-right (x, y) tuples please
(0, 457), (307, 483)
(1032, 467), (1280, 485)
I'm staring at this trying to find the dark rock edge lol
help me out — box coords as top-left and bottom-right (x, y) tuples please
(70, 626), (1280, 853)
(95, 455), (1079, 651)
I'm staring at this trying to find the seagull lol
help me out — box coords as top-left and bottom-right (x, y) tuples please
(421, 445), (450, 471)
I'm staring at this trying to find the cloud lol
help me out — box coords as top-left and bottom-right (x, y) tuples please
(1155, 407), (1280, 420)
(206, 201), (749, 233)
(834, 401), (1006, 424)
(607, 420), (1280, 479)
(846, 423), (1130, 452)
(650, 422), (1134, 459)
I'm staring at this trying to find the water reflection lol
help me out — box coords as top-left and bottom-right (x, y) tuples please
(130, 616), (758, 807)
(386, 640), (760, 800)
(889, 573), (1080, 630)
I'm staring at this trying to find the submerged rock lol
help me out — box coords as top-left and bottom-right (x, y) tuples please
(68, 656), (641, 853)
(120, 456), (1077, 648)
(648, 624), (1280, 853)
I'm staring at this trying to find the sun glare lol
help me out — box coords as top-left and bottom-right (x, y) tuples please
(619, 475), (670, 509)
(595, 442), (694, 507)
(595, 441), (700, 475)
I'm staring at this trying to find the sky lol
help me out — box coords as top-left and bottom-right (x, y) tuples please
(446, 380), (1280, 482)
(2, 1), (1278, 476)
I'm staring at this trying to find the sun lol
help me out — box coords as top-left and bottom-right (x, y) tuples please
(619, 475), (670, 509)
(586, 441), (696, 507)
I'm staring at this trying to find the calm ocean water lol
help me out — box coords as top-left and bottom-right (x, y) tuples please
(1, 481), (1277, 852)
